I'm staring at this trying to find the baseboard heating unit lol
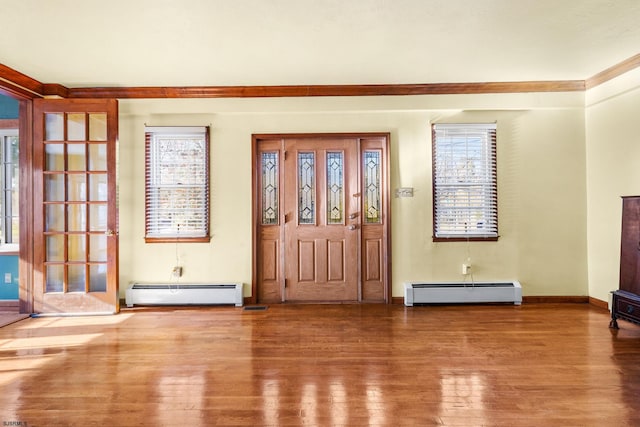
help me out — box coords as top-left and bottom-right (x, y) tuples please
(125, 283), (243, 307)
(404, 281), (522, 306)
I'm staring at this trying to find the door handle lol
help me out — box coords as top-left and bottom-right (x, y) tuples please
(348, 225), (357, 230)
(105, 229), (115, 236)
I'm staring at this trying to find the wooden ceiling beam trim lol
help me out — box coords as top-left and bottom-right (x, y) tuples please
(0, 63), (45, 99)
(67, 80), (586, 99)
(0, 83), (37, 100)
(42, 83), (70, 98)
(585, 53), (640, 89)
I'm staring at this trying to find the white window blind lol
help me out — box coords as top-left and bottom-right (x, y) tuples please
(432, 123), (497, 240)
(145, 126), (210, 242)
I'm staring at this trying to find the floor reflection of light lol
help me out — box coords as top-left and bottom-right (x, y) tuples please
(156, 372), (205, 426)
(330, 382), (347, 426)
(0, 314), (133, 388)
(0, 377), (22, 420)
(13, 313), (133, 329)
(262, 379), (280, 426)
(440, 371), (487, 424)
(0, 355), (54, 386)
(301, 382), (318, 426)
(0, 333), (103, 351)
(366, 384), (386, 426)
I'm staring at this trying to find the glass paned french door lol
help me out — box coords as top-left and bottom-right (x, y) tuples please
(33, 99), (119, 314)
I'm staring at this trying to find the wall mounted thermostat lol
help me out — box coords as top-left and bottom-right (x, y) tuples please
(395, 187), (414, 198)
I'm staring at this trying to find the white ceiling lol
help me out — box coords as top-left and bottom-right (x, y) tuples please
(2, 0), (639, 88)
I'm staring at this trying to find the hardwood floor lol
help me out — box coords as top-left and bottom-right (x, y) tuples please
(0, 303), (638, 426)
(0, 312), (29, 328)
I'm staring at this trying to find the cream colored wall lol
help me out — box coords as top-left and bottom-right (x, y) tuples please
(118, 92), (588, 299)
(586, 68), (640, 303)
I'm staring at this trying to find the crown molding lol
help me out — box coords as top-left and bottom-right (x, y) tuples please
(65, 80), (585, 99)
(42, 84), (70, 98)
(0, 63), (44, 99)
(1, 53), (639, 100)
(585, 53), (640, 89)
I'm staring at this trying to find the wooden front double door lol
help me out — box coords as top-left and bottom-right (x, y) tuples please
(253, 134), (390, 303)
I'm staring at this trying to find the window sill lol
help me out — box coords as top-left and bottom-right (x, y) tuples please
(0, 243), (19, 255)
(433, 237), (499, 242)
(145, 236), (211, 244)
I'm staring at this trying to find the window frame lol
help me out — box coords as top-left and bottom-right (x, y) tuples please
(431, 123), (498, 242)
(0, 128), (18, 246)
(144, 126), (211, 243)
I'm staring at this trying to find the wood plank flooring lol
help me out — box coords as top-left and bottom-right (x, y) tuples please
(0, 312), (29, 328)
(0, 303), (638, 426)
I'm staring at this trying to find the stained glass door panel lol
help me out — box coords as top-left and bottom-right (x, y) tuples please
(359, 140), (387, 302)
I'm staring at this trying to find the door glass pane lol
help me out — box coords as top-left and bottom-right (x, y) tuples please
(89, 113), (107, 141)
(45, 144), (65, 171)
(45, 265), (64, 292)
(45, 204), (65, 231)
(67, 144), (86, 171)
(68, 234), (86, 262)
(68, 205), (86, 231)
(89, 144), (107, 170)
(67, 174), (86, 201)
(89, 264), (107, 292)
(44, 174), (65, 201)
(298, 152), (315, 225)
(364, 151), (381, 224)
(46, 235), (65, 262)
(261, 152), (278, 225)
(68, 265), (85, 292)
(67, 113), (86, 141)
(89, 173), (108, 201)
(45, 113), (64, 141)
(89, 235), (107, 262)
(326, 152), (344, 224)
(89, 204), (107, 231)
